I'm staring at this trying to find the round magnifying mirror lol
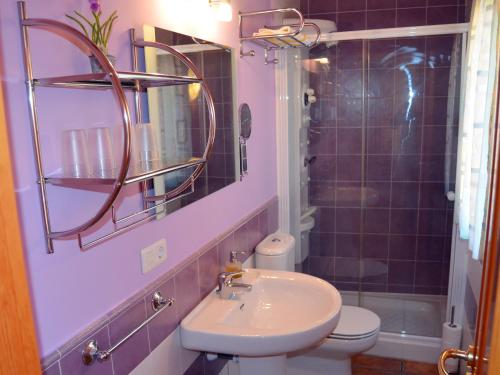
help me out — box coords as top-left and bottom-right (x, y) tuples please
(239, 103), (252, 140)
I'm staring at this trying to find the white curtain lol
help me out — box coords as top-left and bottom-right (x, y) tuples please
(457, 0), (499, 260)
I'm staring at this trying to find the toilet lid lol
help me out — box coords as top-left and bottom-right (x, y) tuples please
(331, 306), (380, 338)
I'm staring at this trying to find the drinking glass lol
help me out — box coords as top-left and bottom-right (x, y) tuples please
(87, 127), (115, 178)
(62, 129), (91, 177)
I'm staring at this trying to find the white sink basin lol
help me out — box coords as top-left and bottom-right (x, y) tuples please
(180, 268), (342, 357)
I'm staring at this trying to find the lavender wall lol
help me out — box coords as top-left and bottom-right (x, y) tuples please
(0, 0), (276, 358)
(298, 3), (464, 295)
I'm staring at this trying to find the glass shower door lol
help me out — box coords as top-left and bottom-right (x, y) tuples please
(303, 33), (462, 338)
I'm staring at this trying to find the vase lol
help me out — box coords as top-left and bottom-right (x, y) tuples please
(89, 54), (116, 73)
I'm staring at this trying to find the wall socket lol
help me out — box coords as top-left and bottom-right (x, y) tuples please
(141, 239), (167, 274)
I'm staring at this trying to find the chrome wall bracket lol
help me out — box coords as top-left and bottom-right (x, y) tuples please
(264, 48), (278, 65)
(239, 45), (255, 58)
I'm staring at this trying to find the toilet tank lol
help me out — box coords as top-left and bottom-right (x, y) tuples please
(255, 232), (295, 271)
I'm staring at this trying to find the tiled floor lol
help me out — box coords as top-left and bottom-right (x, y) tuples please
(352, 355), (439, 375)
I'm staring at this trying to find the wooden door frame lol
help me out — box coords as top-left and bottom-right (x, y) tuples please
(0, 77), (41, 371)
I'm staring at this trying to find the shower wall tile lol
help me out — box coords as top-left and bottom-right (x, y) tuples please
(301, 0), (469, 31)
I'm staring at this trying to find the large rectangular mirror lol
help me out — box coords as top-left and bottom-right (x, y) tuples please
(142, 25), (239, 215)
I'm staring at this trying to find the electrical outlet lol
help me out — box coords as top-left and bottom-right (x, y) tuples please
(141, 239), (167, 274)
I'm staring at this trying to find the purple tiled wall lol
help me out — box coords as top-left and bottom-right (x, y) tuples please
(302, 31), (460, 294)
(299, 0), (472, 30)
(41, 198), (278, 375)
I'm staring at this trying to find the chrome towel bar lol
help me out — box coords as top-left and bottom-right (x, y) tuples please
(82, 292), (174, 366)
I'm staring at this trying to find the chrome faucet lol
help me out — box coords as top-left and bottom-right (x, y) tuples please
(216, 271), (252, 299)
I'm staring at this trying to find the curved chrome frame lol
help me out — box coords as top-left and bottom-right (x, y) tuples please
(18, 1), (216, 252)
(19, 2), (132, 251)
(132, 39), (216, 202)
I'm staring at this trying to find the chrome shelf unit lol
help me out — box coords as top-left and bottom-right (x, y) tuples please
(18, 1), (216, 253)
(239, 8), (320, 64)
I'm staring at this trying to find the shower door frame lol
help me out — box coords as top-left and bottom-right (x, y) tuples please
(275, 21), (470, 345)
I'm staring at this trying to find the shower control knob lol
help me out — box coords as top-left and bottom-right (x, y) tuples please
(306, 88), (315, 96)
(446, 191), (455, 201)
(308, 95), (317, 104)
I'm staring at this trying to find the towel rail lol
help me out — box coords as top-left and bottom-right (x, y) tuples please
(82, 292), (174, 366)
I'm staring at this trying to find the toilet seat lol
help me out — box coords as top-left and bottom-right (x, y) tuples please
(328, 306), (380, 340)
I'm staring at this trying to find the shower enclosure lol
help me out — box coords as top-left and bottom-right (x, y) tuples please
(276, 24), (468, 360)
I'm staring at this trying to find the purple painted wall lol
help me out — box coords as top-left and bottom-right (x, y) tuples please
(0, 0), (276, 358)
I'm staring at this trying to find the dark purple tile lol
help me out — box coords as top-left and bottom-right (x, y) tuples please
(335, 182), (363, 207)
(240, 215), (262, 252)
(442, 262), (450, 288)
(338, 0), (366, 11)
(365, 181), (391, 207)
(337, 155), (363, 181)
(338, 69), (363, 98)
(338, 41), (364, 69)
(198, 246), (219, 298)
(391, 182), (419, 208)
(43, 362), (61, 375)
(392, 155), (420, 181)
(300, 0), (309, 14)
(310, 128), (337, 154)
(217, 233), (236, 270)
(309, 0), (337, 14)
(415, 261), (442, 286)
(311, 155), (337, 181)
(310, 233), (336, 256)
(414, 286), (444, 295)
(184, 354), (204, 375)
(420, 182), (447, 209)
(397, 0), (426, 7)
(109, 299), (149, 375)
(427, 6), (458, 25)
(425, 67), (451, 96)
(336, 233), (361, 257)
(334, 281), (360, 291)
(426, 35), (457, 68)
(147, 279), (177, 351)
(396, 7), (426, 27)
(175, 260), (201, 320)
(368, 68), (396, 98)
(338, 98), (363, 127)
(417, 236), (446, 261)
(366, 155), (392, 181)
(313, 207), (336, 233)
(422, 126), (448, 154)
(392, 124), (422, 155)
(390, 209), (418, 234)
(364, 208), (390, 233)
(428, 0), (457, 5)
(335, 257), (360, 282)
(361, 283), (388, 292)
(389, 235), (417, 259)
(310, 181), (336, 205)
(420, 155), (446, 181)
(362, 234), (389, 258)
(367, 9), (397, 29)
(338, 128), (362, 154)
(311, 98), (338, 127)
(336, 208), (362, 232)
(60, 326), (113, 375)
(367, 97), (395, 126)
(418, 209), (447, 235)
(368, 0), (396, 9)
(424, 96), (459, 125)
(388, 260), (415, 284)
(362, 259), (388, 283)
(368, 39), (396, 68)
(309, 256), (335, 279)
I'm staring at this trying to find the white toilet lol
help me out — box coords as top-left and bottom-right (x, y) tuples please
(255, 233), (381, 375)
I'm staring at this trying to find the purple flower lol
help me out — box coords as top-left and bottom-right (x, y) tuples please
(89, 0), (100, 13)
